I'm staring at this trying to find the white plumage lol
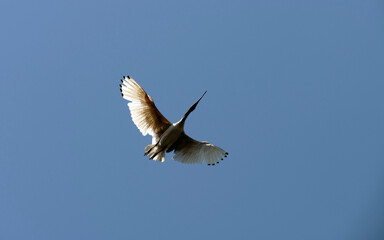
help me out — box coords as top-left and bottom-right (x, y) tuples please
(120, 75), (228, 166)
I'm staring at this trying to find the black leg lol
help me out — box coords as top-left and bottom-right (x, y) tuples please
(151, 146), (167, 159)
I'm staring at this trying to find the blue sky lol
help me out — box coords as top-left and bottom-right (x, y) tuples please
(1, 0), (384, 239)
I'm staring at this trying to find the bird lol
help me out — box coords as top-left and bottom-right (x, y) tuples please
(119, 75), (228, 166)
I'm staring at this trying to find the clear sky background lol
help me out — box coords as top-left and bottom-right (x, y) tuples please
(1, 0), (384, 239)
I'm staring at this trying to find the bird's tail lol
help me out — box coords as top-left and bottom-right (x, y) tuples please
(144, 144), (165, 162)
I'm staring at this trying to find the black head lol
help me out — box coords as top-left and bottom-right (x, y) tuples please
(182, 91), (207, 122)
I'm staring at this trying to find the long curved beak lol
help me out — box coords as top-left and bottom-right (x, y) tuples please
(189, 90), (207, 112)
(195, 90), (207, 105)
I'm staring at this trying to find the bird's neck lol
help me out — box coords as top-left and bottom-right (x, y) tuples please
(176, 97), (199, 129)
(175, 115), (188, 129)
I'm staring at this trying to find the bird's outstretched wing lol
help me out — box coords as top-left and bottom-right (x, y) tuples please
(172, 133), (228, 165)
(120, 76), (171, 141)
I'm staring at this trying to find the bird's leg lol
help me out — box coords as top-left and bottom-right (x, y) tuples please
(151, 146), (167, 159)
(144, 141), (160, 156)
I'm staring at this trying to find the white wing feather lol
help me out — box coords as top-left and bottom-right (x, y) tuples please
(120, 76), (171, 141)
(172, 133), (228, 165)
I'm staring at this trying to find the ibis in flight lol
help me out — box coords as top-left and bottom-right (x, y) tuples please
(120, 75), (228, 166)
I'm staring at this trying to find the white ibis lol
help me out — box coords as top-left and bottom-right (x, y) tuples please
(119, 75), (228, 166)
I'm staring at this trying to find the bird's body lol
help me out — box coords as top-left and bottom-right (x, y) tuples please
(120, 75), (228, 166)
(144, 123), (184, 160)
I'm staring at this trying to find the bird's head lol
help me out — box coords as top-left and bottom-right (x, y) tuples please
(178, 91), (207, 125)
